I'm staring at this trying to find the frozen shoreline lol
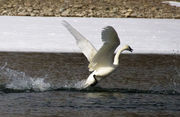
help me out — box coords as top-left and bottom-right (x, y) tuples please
(0, 16), (179, 54)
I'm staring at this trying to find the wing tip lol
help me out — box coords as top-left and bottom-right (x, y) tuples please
(102, 26), (115, 31)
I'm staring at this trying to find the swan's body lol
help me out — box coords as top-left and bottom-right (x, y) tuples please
(62, 21), (133, 88)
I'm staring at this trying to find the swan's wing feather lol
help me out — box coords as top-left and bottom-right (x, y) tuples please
(101, 26), (120, 45)
(62, 21), (97, 62)
(89, 26), (120, 71)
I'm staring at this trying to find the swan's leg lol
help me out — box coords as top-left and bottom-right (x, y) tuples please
(83, 73), (96, 88)
(89, 75), (98, 87)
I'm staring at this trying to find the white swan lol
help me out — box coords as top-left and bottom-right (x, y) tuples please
(62, 21), (133, 88)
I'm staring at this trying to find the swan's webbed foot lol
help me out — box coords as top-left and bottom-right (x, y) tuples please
(83, 75), (98, 88)
(89, 75), (98, 87)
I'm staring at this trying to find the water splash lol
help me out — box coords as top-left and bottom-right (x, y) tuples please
(0, 63), (87, 92)
(6, 77), (51, 92)
(0, 65), (51, 92)
(64, 79), (86, 89)
(0, 64), (179, 95)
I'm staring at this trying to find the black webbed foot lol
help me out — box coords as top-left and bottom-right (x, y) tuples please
(90, 75), (98, 87)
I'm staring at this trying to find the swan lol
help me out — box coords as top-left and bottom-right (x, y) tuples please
(62, 21), (133, 88)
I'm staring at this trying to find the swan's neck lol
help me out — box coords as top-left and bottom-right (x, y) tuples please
(113, 46), (128, 66)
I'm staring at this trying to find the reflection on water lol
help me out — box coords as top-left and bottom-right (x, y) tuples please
(0, 52), (179, 116)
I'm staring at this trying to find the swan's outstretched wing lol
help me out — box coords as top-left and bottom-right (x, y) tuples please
(88, 26), (120, 71)
(62, 21), (97, 62)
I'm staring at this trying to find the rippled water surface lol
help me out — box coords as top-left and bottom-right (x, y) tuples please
(0, 52), (180, 117)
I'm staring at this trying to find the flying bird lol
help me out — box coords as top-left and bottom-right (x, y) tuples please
(62, 21), (133, 88)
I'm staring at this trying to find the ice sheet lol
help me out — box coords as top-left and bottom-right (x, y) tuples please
(162, 1), (180, 7)
(0, 16), (179, 54)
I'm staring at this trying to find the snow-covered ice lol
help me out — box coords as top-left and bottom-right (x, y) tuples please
(0, 16), (179, 54)
(162, 1), (180, 7)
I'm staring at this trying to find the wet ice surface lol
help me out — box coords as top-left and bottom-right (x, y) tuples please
(0, 52), (180, 117)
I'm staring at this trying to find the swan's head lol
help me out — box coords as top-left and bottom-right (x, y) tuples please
(124, 45), (133, 52)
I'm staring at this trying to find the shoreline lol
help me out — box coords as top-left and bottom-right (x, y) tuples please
(0, 0), (180, 19)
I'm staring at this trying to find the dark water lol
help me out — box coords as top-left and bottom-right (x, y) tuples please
(0, 52), (180, 117)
